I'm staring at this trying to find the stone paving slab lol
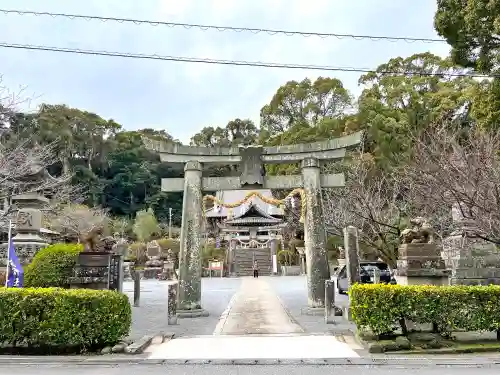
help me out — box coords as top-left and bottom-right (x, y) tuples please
(217, 278), (303, 335)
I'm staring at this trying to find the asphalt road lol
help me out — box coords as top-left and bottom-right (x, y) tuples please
(2, 364), (500, 375)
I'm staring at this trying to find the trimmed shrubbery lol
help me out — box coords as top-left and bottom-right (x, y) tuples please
(350, 284), (500, 336)
(0, 288), (131, 352)
(24, 243), (83, 288)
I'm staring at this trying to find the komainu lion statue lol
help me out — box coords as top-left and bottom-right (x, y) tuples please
(400, 217), (435, 244)
(79, 227), (117, 252)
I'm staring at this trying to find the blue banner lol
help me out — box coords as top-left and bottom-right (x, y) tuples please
(6, 240), (23, 288)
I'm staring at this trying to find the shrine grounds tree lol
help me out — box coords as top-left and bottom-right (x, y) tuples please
(47, 204), (110, 242)
(133, 208), (160, 243)
(434, 1), (500, 131)
(435, 0), (500, 74)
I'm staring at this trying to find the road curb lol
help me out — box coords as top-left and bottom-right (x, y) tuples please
(1, 357), (500, 366)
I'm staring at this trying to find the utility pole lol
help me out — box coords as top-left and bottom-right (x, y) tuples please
(168, 207), (172, 238)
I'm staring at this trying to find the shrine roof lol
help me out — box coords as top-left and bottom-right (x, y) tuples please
(224, 217), (283, 225)
(205, 189), (284, 218)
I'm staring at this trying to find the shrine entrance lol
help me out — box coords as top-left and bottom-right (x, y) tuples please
(204, 189), (290, 277)
(144, 133), (362, 316)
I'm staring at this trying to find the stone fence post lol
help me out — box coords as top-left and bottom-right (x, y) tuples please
(133, 271), (140, 307)
(373, 268), (380, 284)
(324, 280), (335, 324)
(168, 282), (178, 325)
(343, 226), (361, 291)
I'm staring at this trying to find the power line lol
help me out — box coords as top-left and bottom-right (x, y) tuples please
(0, 8), (446, 44)
(0, 41), (494, 78)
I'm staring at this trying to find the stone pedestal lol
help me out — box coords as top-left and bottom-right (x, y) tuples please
(442, 234), (500, 285)
(301, 158), (330, 309)
(68, 252), (113, 290)
(396, 243), (449, 286)
(177, 161), (208, 317)
(439, 202), (500, 285)
(0, 194), (49, 266)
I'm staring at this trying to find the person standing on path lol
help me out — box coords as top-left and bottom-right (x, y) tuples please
(253, 260), (259, 278)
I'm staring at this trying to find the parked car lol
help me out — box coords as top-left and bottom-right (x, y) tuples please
(334, 261), (396, 294)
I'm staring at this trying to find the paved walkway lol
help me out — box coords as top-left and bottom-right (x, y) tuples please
(215, 277), (303, 335)
(148, 277), (360, 360)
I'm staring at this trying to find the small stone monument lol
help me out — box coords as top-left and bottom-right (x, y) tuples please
(396, 217), (448, 286)
(123, 262), (132, 281)
(159, 249), (176, 280)
(0, 194), (50, 266)
(337, 246), (346, 267)
(143, 240), (164, 279)
(442, 203), (500, 285)
(296, 247), (306, 275)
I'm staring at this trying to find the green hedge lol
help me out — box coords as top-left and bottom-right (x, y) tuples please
(24, 243), (83, 288)
(0, 288), (131, 349)
(350, 284), (500, 335)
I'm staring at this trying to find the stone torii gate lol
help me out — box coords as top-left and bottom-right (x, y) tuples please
(144, 132), (362, 317)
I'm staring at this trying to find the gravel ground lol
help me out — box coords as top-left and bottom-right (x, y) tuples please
(123, 278), (241, 339)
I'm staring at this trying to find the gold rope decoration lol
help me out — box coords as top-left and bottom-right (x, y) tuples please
(203, 189), (306, 223)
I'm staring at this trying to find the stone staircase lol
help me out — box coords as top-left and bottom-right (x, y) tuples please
(233, 247), (272, 277)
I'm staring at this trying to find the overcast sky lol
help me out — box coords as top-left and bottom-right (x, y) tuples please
(0, 0), (450, 143)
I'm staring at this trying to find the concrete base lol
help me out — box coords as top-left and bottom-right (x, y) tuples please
(177, 308), (210, 318)
(326, 316), (335, 325)
(301, 306), (324, 316)
(395, 275), (449, 286)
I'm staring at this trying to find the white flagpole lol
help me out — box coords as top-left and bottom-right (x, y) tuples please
(4, 219), (11, 287)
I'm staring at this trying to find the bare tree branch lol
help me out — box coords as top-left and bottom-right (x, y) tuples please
(321, 156), (415, 267)
(404, 123), (500, 244)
